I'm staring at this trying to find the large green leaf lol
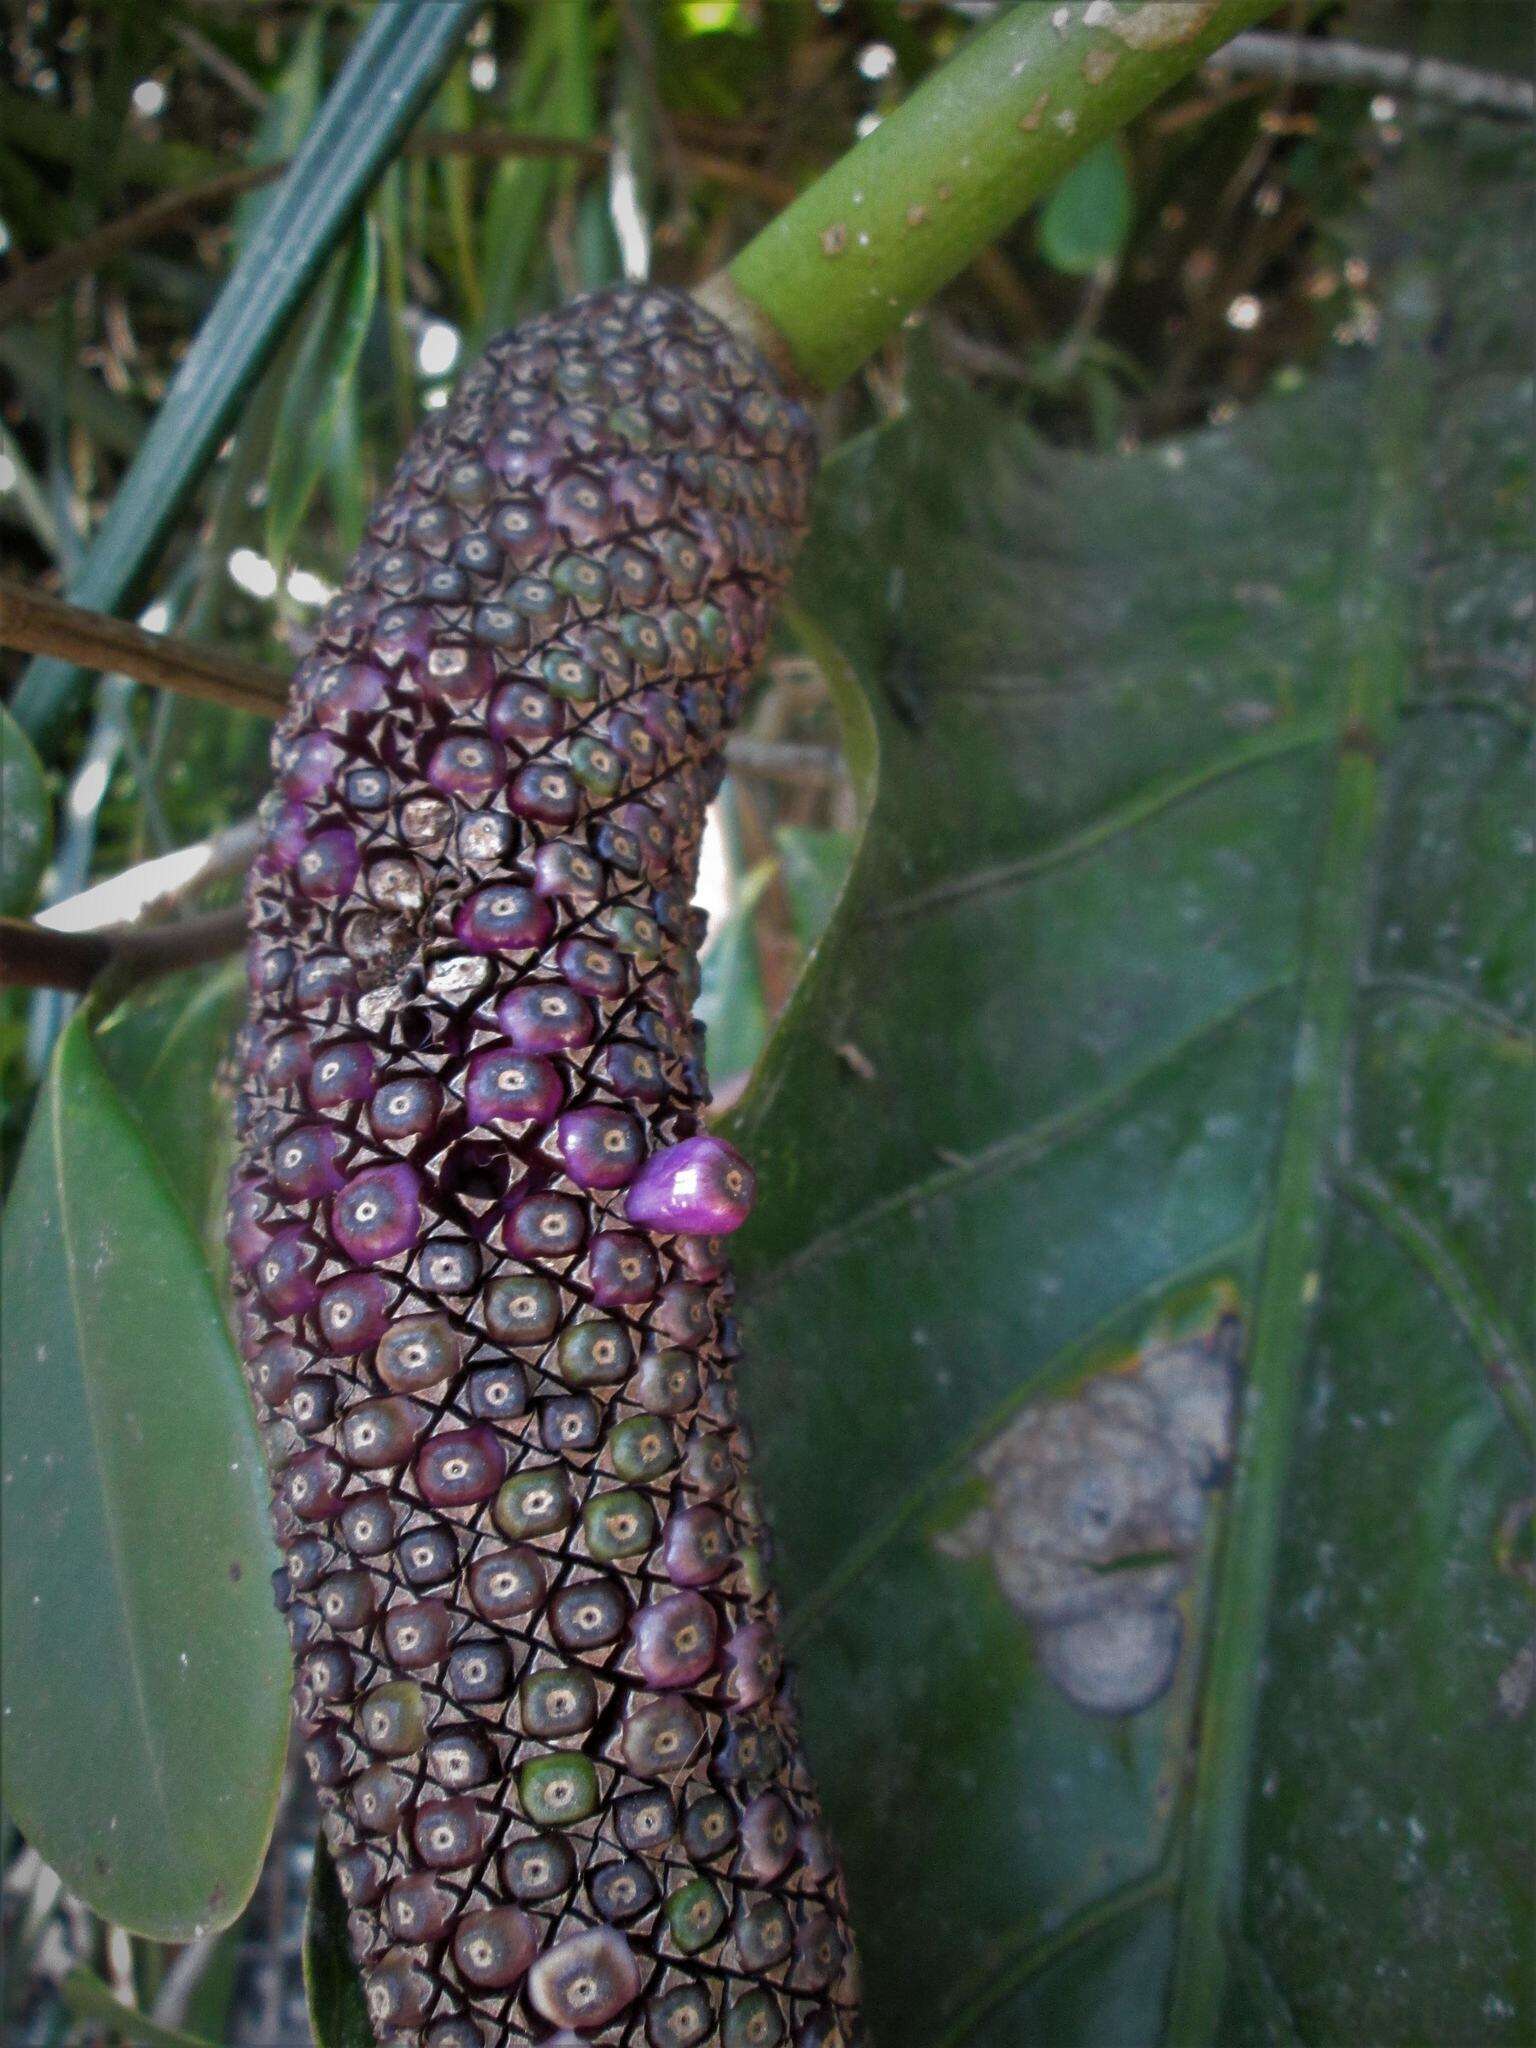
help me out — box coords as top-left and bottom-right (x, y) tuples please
(732, 117), (1533, 2048)
(0, 1014), (289, 1938)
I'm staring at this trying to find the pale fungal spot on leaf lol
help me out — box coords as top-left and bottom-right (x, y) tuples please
(938, 1313), (1241, 1716)
(1110, 2), (1220, 51)
(1018, 92), (1051, 133)
(821, 223), (849, 258)
(1083, 45), (1119, 84)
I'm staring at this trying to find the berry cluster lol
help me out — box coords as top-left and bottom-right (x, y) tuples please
(229, 288), (860, 2048)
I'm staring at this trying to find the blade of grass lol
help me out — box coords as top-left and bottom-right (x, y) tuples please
(264, 218), (380, 570)
(11, 0), (477, 743)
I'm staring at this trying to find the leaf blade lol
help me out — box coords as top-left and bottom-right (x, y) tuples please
(731, 119), (1533, 2048)
(0, 1015), (288, 1938)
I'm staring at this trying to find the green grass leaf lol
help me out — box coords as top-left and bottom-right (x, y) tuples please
(11, 0), (477, 742)
(0, 702), (52, 916)
(0, 1014), (289, 1939)
(731, 117), (1533, 2048)
(304, 1842), (373, 2048)
(265, 217), (380, 572)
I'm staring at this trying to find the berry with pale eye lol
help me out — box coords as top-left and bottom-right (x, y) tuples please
(558, 1106), (644, 1190)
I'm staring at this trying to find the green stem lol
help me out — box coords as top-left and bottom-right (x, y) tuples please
(708, 0), (1275, 392)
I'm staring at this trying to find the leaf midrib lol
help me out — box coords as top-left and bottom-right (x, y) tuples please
(1163, 242), (1444, 2040)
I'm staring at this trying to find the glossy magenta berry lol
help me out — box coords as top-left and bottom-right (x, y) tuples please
(624, 1134), (756, 1235)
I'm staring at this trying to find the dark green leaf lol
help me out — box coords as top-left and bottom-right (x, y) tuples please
(0, 702), (52, 916)
(304, 1841), (373, 2048)
(1037, 140), (1132, 276)
(0, 1015), (289, 1939)
(732, 120), (1533, 2048)
(265, 218), (380, 569)
(11, 0), (478, 741)
(60, 1970), (219, 2048)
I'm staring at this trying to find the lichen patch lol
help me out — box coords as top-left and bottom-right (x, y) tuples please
(938, 1313), (1241, 1715)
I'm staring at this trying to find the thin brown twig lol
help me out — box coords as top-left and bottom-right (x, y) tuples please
(1212, 31), (1535, 119)
(0, 580), (287, 717)
(0, 906), (246, 994)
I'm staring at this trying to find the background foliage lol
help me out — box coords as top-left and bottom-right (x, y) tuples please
(1, 3), (1529, 2045)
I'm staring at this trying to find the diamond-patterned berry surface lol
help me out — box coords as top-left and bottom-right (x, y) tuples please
(228, 286), (862, 2048)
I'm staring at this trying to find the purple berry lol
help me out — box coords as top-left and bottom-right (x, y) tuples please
(496, 980), (596, 1053)
(624, 1134), (756, 1235)
(464, 1048), (562, 1129)
(331, 1164), (423, 1264)
(414, 1426), (507, 1509)
(558, 1106), (645, 1191)
(630, 1590), (719, 1689)
(316, 1271), (394, 1355)
(453, 883), (554, 954)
